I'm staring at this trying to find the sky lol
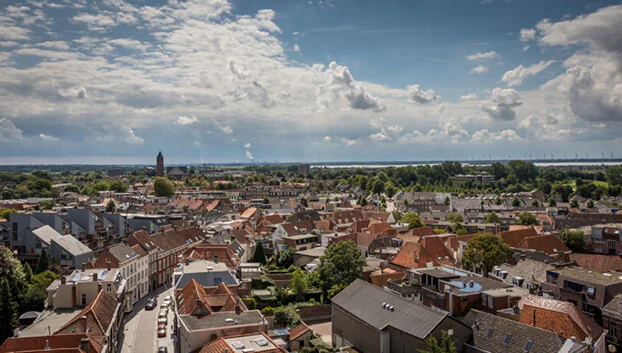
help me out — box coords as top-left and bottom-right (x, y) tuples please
(0, 0), (621, 164)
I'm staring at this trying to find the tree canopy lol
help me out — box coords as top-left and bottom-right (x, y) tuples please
(515, 212), (538, 226)
(483, 212), (500, 224)
(316, 240), (365, 294)
(153, 177), (175, 197)
(252, 242), (267, 265)
(418, 331), (457, 353)
(462, 233), (512, 277)
(403, 212), (424, 229)
(558, 229), (586, 253)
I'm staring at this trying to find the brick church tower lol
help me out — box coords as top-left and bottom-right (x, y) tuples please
(156, 151), (164, 177)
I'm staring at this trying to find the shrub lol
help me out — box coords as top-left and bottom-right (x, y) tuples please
(260, 306), (276, 316)
(247, 298), (257, 310)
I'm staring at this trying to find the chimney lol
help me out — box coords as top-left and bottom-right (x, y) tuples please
(93, 273), (98, 282)
(106, 259), (111, 271)
(81, 262), (86, 271)
(61, 276), (67, 285)
(235, 297), (241, 314)
(213, 255), (218, 264)
(81, 315), (88, 333)
(80, 338), (90, 352)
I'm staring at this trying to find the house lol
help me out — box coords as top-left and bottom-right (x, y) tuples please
(46, 268), (127, 312)
(332, 210), (364, 225)
(196, 332), (285, 353)
(498, 227), (538, 248)
(331, 279), (471, 353)
(513, 295), (607, 353)
(293, 247), (326, 268)
(462, 309), (586, 353)
(569, 253), (622, 272)
(394, 191), (438, 212)
(282, 233), (320, 251)
(540, 266), (622, 324)
(287, 321), (313, 351)
(602, 294), (622, 349)
(489, 258), (555, 291)
(17, 290), (124, 353)
(513, 233), (571, 260)
(173, 259), (239, 291)
(180, 243), (241, 269)
(271, 221), (315, 252)
(32, 225), (94, 269)
(175, 280), (267, 353)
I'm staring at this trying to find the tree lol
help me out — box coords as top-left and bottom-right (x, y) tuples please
(290, 268), (308, 300)
(444, 196), (450, 206)
(587, 199), (595, 208)
(105, 199), (116, 212)
(35, 248), (49, 274)
(0, 208), (16, 220)
(570, 199), (579, 208)
(483, 212), (500, 224)
(558, 229), (586, 253)
(606, 167), (622, 186)
(371, 179), (385, 195)
(403, 212), (424, 229)
(316, 240), (365, 294)
(23, 262), (33, 282)
(531, 199), (539, 207)
(263, 196), (270, 205)
(418, 330), (457, 353)
(547, 197), (557, 207)
(512, 197), (521, 207)
(154, 177), (175, 197)
(446, 214), (464, 224)
(300, 198), (309, 207)
(277, 248), (296, 268)
(391, 210), (403, 222)
(462, 233), (512, 277)
(252, 242), (267, 265)
(247, 298), (257, 310)
(0, 278), (17, 344)
(515, 212), (538, 226)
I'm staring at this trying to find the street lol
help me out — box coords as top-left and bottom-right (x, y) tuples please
(119, 286), (176, 353)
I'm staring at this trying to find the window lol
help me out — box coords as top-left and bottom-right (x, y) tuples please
(487, 328), (493, 338)
(81, 294), (87, 306)
(107, 284), (112, 293)
(503, 334), (512, 345)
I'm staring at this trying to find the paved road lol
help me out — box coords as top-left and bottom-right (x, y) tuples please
(120, 287), (176, 353)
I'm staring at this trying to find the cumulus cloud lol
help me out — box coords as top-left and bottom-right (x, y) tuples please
(398, 121), (470, 145)
(460, 92), (479, 101)
(406, 84), (440, 104)
(228, 59), (276, 108)
(470, 65), (489, 75)
(467, 51), (499, 61)
(323, 136), (331, 142)
(58, 86), (88, 99)
(471, 129), (522, 143)
(94, 124), (144, 144)
(294, 44), (300, 52)
(245, 150), (254, 160)
(322, 61), (386, 112)
(480, 88), (522, 120)
(340, 137), (358, 146)
(175, 115), (198, 125)
(501, 60), (555, 87)
(39, 133), (60, 142)
(193, 141), (201, 148)
(0, 118), (24, 142)
(520, 28), (536, 42)
(244, 142), (251, 148)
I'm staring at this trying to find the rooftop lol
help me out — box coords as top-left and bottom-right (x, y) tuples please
(295, 247), (326, 257)
(17, 308), (82, 337)
(180, 310), (265, 331)
(66, 268), (119, 283)
(550, 266), (622, 286)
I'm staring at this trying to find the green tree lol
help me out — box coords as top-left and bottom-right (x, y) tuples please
(570, 199), (579, 208)
(444, 196), (450, 206)
(0, 278), (17, 343)
(418, 330), (457, 353)
(403, 212), (424, 229)
(317, 240), (365, 294)
(558, 229), (586, 253)
(247, 298), (257, 310)
(23, 262), (33, 283)
(391, 210), (403, 222)
(386, 182), (397, 198)
(277, 248), (296, 268)
(263, 196), (270, 205)
(105, 199), (116, 212)
(512, 197), (521, 207)
(462, 233), (512, 277)
(35, 248), (49, 274)
(371, 179), (385, 195)
(587, 199), (595, 208)
(515, 212), (538, 226)
(547, 197), (557, 207)
(483, 212), (500, 224)
(606, 167), (622, 186)
(531, 199), (539, 207)
(290, 268), (308, 300)
(154, 177), (175, 197)
(0, 208), (16, 220)
(252, 242), (267, 265)
(446, 214), (464, 224)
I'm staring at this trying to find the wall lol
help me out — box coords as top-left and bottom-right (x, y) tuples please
(332, 305), (381, 353)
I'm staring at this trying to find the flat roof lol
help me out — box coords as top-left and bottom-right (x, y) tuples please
(180, 310), (265, 331)
(550, 267), (622, 286)
(482, 287), (529, 297)
(18, 308), (81, 337)
(67, 268), (119, 282)
(417, 268), (462, 279)
(224, 333), (277, 353)
(295, 247), (326, 257)
(284, 233), (318, 240)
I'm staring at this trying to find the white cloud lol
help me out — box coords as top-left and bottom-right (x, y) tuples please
(406, 84), (440, 104)
(108, 38), (150, 51)
(38, 41), (70, 50)
(294, 44), (300, 52)
(467, 51), (499, 61)
(0, 25), (31, 41)
(321, 61), (386, 112)
(520, 28), (536, 42)
(460, 92), (479, 101)
(323, 136), (331, 142)
(0, 118), (24, 142)
(480, 88), (522, 120)
(470, 65), (489, 75)
(58, 86), (88, 99)
(501, 60), (555, 87)
(0, 41), (19, 47)
(39, 133), (60, 142)
(193, 141), (201, 147)
(340, 137), (358, 146)
(94, 124), (144, 144)
(72, 12), (117, 31)
(175, 115), (199, 125)
(471, 129), (522, 143)
(245, 150), (254, 160)
(244, 142), (251, 148)
(398, 121), (470, 145)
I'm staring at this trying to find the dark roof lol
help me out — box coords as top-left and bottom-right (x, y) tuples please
(462, 310), (566, 353)
(569, 253), (622, 272)
(331, 279), (448, 339)
(417, 268), (462, 279)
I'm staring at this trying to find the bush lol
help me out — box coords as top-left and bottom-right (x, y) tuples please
(274, 306), (301, 327)
(287, 265), (297, 273)
(261, 306), (276, 316)
(247, 298), (257, 310)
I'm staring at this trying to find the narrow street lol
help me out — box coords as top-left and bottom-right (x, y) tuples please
(119, 286), (176, 353)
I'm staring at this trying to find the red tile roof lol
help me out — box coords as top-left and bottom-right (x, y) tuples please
(390, 242), (438, 269)
(446, 234), (475, 251)
(288, 321), (311, 341)
(196, 333), (285, 353)
(514, 234), (570, 255)
(518, 295), (605, 341)
(401, 226), (437, 237)
(56, 290), (118, 337)
(420, 236), (454, 260)
(498, 227), (538, 247)
(181, 243), (240, 268)
(569, 253), (622, 272)
(176, 280), (239, 317)
(366, 222), (395, 235)
(0, 334), (101, 353)
(240, 207), (260, 219)
(370, 269), (405, 287)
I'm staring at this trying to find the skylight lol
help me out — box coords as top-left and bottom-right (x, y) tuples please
(504, 334), (512, 345)
(524, 340), (533, 352)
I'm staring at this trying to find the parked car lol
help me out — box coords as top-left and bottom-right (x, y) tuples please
(157, 347), (167, 353)
(145, 298), (157, 310)
(162, 296), (172, 308)
(158, 316), (167, 325)
(157, 324), (166, 337)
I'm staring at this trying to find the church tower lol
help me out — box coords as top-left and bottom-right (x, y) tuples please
(156, 151), (164, 177)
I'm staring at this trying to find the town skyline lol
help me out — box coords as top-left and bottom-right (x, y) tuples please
(0, 0), (621, 163)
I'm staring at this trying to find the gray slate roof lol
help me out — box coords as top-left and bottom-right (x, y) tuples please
(331, 279), (447, 339)
(492, 258), (555, 286)
(462, 309), (567, 353)
(52, 234), (93, 257)
(109, 243), (140, 264)
(32, 225), (61, 246)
